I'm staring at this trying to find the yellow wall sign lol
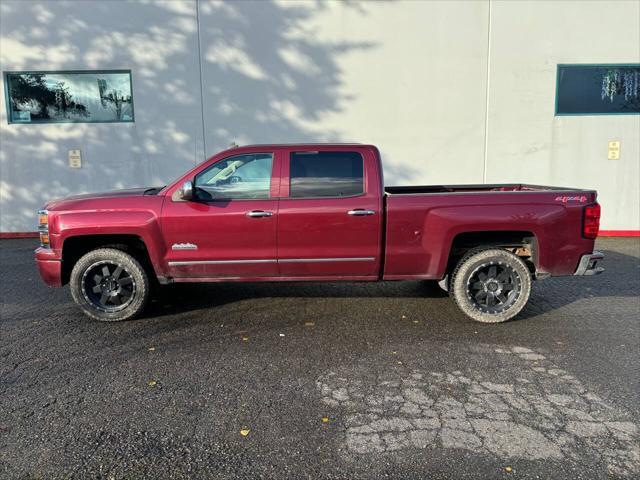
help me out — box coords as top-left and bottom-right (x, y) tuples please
(608, 141), (620, 160)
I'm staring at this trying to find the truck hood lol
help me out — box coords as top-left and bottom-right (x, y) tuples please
(44, 187), (158, 211)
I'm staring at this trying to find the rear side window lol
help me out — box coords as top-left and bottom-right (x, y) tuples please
(290, 151), (364, 198)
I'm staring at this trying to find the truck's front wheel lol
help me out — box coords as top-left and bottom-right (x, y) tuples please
(70, 248), (149, 322)
(450, 248), (531, 323)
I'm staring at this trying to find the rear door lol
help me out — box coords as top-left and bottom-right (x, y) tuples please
(276, 148), (382, 278)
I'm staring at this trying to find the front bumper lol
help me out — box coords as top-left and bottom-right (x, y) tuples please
(35, 247), (62, 287)
(574, 251), (604, 276)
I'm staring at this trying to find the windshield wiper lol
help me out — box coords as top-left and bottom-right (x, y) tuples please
(143, 186), (165, 195)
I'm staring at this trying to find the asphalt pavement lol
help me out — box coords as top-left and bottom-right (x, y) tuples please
(1, 237), (638, 479)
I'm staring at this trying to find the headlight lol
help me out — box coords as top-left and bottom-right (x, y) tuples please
(38, 210), (49, 248)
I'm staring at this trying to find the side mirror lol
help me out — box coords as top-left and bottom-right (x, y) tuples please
(179, 180), (194, 201)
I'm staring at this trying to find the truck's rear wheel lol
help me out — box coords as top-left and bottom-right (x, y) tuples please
(70, 248), (149, 322)
(450, 248), (531, 323)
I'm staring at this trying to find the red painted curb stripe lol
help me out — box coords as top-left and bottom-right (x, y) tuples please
(599, 230), (640, 237)
(0, 232), (39, 238)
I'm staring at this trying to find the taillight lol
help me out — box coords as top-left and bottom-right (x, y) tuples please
(583, 203), (601, 239)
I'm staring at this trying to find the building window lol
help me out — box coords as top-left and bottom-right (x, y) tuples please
(556, 64), (640, 115)
(290, 151), (364, 198)
(4, 70), (134, 124)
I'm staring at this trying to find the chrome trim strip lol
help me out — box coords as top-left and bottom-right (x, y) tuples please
(168, 257), (375, 266)
(278, 257), (375, 263)
(168, 259), (277, 266)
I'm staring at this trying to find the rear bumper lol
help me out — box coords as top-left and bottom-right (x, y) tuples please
(35, 247), (62, 287)
(574, 251), (604, 276)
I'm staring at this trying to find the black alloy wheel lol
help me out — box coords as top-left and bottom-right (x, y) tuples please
(81, 261), (136, 312)
(70, 248), (149, 322)
(449, 248), (532, 323)
(466, 262), (521, 314)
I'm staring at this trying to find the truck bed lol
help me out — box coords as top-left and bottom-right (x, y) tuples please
(382, 183), (597, 281)
(385, 184), (579, 195)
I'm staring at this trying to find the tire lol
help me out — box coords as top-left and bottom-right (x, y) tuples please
(450, 248), (531, 323)
(70, 248), (150, 322)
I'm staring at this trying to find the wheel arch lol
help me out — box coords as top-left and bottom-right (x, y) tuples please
(445, 230), (539, 279)
(61, 234), (157, 286)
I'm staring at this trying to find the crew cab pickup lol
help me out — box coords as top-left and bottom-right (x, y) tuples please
(35, 144), (603, 323)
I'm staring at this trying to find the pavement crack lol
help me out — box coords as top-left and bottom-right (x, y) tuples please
(317, 343), (639, 476)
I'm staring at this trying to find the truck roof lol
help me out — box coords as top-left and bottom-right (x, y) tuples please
(234, 143), (373, 149)
(238, 143), (365, 147)
(213, 142), (378, 158)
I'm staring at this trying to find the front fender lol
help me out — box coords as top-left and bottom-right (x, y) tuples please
(53, 209), (167, 277)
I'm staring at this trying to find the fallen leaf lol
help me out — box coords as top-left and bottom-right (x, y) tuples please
(148, 347), (155, 351)
(242, 337), (249, 341)
(322, 417), (329, 423)
(240, 428), (250, 436)
(391, 351), (397, 355)
(148, 380), (157, 387)
(504, 466), (513, 473)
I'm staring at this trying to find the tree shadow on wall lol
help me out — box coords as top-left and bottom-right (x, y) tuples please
(0, 0), (377, 231)
(197, 0), (377, 153)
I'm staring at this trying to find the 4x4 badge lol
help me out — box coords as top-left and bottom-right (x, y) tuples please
(555, 195), (587, 203)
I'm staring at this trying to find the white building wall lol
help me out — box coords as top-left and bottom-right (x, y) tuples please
(0, 0), (638, 232)
(486, 0), (640, 231)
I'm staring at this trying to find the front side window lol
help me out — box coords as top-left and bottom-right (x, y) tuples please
(290, 151), (364, 198)
(195, 153), (273, 200)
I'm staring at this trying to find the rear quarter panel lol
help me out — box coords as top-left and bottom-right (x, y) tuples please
(384, 191), (597, 279)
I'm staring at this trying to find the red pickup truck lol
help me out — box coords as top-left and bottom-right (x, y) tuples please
(35, 143), (603, 323)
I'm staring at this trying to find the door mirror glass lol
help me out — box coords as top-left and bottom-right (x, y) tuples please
(179, 180), (194, 201)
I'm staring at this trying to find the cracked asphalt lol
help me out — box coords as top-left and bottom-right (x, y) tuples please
(1, 237), (639, 479)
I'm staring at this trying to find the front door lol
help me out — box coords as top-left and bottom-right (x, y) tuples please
(162, 152), (279, 279)
(276, 149), (382, 278)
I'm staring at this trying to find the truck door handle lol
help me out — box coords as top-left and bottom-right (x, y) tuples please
(347, 209), (376, 216)
(246, 210), (273, 218)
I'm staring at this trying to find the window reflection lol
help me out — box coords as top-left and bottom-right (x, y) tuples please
(556, 65), (640, 115)
(290, 152), (364, 198)
(195, 153), (273, 200)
